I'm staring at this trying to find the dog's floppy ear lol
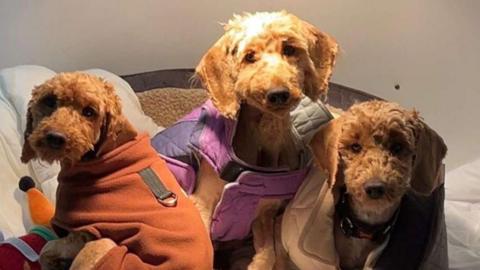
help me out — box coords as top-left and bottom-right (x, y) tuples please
(310, 119), (342, 188)
(195, 34), (239, 119)
(299, 20), (338, 100)
(96, 81), (137, 156)
(21, 105), (37, 163)
(410, 113), (447, 195)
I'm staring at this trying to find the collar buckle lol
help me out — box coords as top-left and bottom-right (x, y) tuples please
(340, 216), (355, 237)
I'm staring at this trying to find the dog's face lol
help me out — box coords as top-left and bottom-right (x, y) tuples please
(338, 102), (419, 211)
(311, 101), (447, 212)
(196, 11), (338, 118)
(21, 72), (136, 167)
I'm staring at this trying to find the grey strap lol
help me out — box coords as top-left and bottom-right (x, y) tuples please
(3, 237), (39, 262)
(290, 96), (333, 148)
(139, 167), (177, 207)
(289, 96), (333, 167)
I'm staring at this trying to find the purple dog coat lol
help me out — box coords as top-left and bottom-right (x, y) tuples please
(151, 99), (332, 241)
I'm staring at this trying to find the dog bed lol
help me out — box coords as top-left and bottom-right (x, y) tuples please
(0, 67), (458, 269)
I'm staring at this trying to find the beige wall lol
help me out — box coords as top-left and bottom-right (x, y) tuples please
(1, 0), (479, 171)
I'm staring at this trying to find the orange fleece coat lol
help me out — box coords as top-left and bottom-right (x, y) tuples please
(53, 135), (213, 270)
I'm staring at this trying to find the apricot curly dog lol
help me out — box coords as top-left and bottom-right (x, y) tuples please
(21, 72), (212, 270)
(310, 100), (447, 269)
(21, 72), (135, 166)
(186, 11), (337, 269)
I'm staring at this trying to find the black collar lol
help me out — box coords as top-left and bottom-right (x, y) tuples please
(336, 188), (400, 243)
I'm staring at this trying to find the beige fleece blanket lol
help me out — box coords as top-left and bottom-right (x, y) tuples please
(137, 88), (208, 127)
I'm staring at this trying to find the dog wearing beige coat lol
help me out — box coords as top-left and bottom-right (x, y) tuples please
(278, 100), (447, 269)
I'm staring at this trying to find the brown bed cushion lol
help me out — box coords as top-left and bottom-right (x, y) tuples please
(137, 87), (208, 127)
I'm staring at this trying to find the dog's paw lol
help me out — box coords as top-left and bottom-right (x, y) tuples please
(39, 256), (73, 270)
(39, 241), (74, 270)
(70, 238), (116, 270)
(39, 231), (94, 270)
(248, 261), (272, 270)
(248, 252), (275, 270)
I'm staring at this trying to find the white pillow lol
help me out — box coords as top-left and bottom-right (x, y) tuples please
(0, 94), (31, 237)
(445, 159), (480, 269)
(0, 66), (56, 236)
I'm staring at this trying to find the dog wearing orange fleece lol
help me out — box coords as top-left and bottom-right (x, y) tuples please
(21, 72), (213, 270)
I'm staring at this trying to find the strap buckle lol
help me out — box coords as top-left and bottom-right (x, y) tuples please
(139, 167), (178, 208)
(158, 192), (177, 207)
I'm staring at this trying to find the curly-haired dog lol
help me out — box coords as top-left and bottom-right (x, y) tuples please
(197, 11), (337, 269)
(299, 100), (447, 269)
(152, 11), (338, 269)
(21, 72), (213, 270)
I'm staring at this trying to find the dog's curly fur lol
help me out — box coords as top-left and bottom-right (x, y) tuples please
(311, 100), (447, 269)
(21, 72), (136, 167)
(197, 11), (338, 119)
(192, 11), (338, 269)
(339, 101), (419, 222)
(21, 72), (137, 269)
(196, 11), (338, 166)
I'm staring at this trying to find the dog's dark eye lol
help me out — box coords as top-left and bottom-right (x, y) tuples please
(390, 143), (404, 155)
(282, 45), (296, 56)
(350, 143), (362, 153)
(244, 51), (256, 63)
(41, 95), (57, 109)
(82, 106), (96, 118)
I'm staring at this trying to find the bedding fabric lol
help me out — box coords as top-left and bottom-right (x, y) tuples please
(0, 65), (160, 237)
(445, 159), (480, 270)
(0, 66), (55, 237)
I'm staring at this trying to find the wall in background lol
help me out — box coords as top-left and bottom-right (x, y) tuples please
(1, 0), (479, 171)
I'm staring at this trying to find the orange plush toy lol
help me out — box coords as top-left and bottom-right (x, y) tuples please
(0, 176), (57, 270)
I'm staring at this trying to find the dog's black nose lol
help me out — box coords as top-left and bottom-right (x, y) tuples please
(45, 132), (66, 149)
(364, 181), (385, 199)
(267, 88), (290, 106)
